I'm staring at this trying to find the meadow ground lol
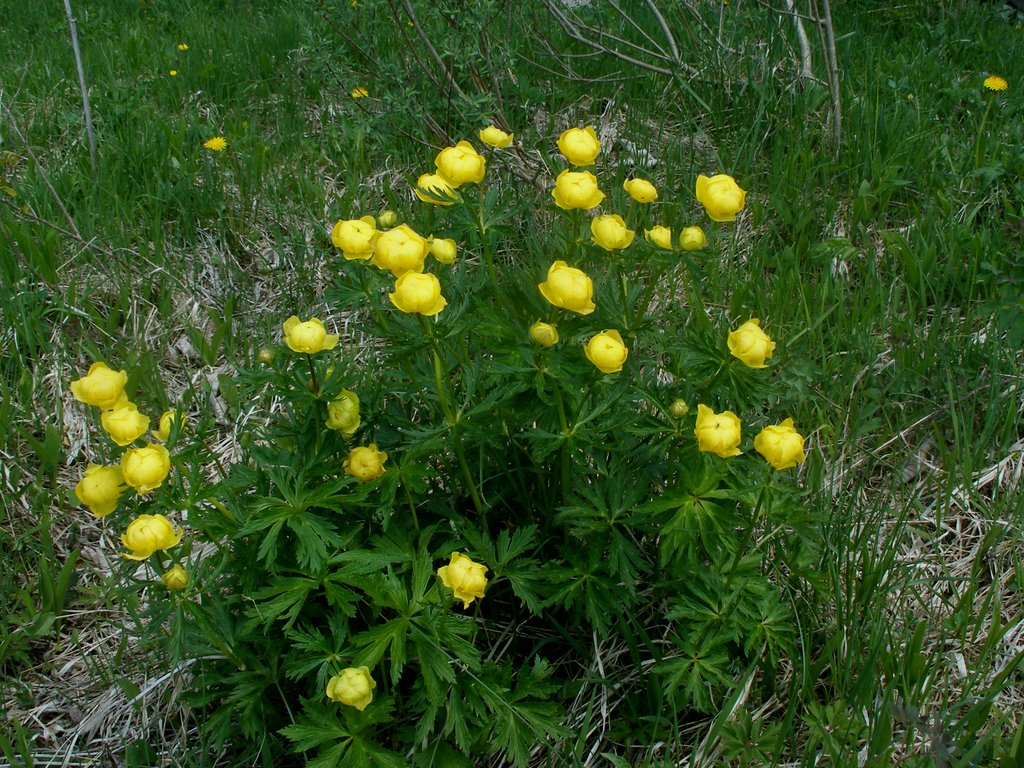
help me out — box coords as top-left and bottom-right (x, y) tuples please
(1, 0), (1023, 765)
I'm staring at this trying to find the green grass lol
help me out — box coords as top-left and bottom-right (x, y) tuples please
(2, 0), (1023, 764)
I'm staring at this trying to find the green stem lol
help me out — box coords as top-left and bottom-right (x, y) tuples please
(973, 94), (995, 170)
(305, 355), (319, 397)
(552, 382), (572, 504)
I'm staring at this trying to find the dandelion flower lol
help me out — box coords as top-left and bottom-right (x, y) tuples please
(983, 75), (1008, 92)
(351, 86), (369, 98)
(169, 70), (178, 77)
(178, 43), (189, 51)
(203, 136), (227, 152)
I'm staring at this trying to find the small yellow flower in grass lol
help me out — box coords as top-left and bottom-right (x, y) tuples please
(435, 141), (486, 186)
(121, 444), (172, 494)
(389, 272), (448, 316)
(414, 173), (458, 206)
(754, 418), (806, 470)
(283, 316), (339, 354)
(557, 126), (601, 166)
(344, 444), (387, 482)
(169, 70), (178, 77)
(479, 125), (513, 148)
(694, 404), (742, 458)
(591, 214), (635, 251)
(152, 410), (186, 442)
(161, 564), (189, 590)
(331, 216), (378, 261)
(70, 362), (128, 410)
(121, 513), (183, 560)
(326, 667), (376, 711)
(177, 43), (189, 51)
(727, 319), (776, 369)
(101, 403), (150, 447)
(351, 86), (369, 98)
(377, 210), (398, 228)
(75, 464), (126, 518)
(429, 237), (457, 265)
(326, 390), (360, 438)
(983, 75), (1008, 92)
(695, 173), (746, 222)
(551, 169), (604, 210)
(644, 226), (672, 250)
(438, 552), (488, 608)
(584, 330), (628, 374)
(679, 226), (707, 251)
(538, 260), (596, 315)
(372, 224), (429, 277)
(623, 178), (658, 203)
(203, 136), (227, 152)
(529, 321), (559, 347)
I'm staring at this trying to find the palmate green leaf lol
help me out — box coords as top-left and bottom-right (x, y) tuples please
(246, 576), (318, 631)
(658, 634), (734, 713)
(282, 700), (404, 768)
(352, 615), (409, 684)
(283, 614), (348, 689)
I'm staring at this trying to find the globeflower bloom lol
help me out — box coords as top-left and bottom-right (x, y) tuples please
(326, 667), (376, 711)
(121, 443), (172, 494)
(389, 272), (447, 316)
(983, 75), (1008, 92)
(438, 552), (488, 608)
(121, 513), (183, 560)
(203, 136), (227, 152)
(429, 237), (457, 265)
(101, 403), (150, 447)
(727, 319), (776, 369)
(551, 170), (605, 211)
(644, 226), (673, 249)
(283, 316), (339, 354)
(679, 226), (707, 251)
(376, 210), (398, 228)
(557, 126), (600, 166)
(152, 410), (185, 442)
(623, 178), (658, 203)
(695, 174), (746, 222)
(479, 125), (513, 148)
(434, 141), (486, 186)
(414, 173), (458, 206)
(70, 362), (128, 410)
(344, 444), (387, 482)
(331, 216), (378, 260)
(529, 321), (559, 347)
(75, 464), (126, 518)
(372, 224), (429, 277)
(591, 214), (635, 251)
(538, 260), (596, 315)
(584, 330), (628, 374)
(161, 564), (189, 590)
(754, 418), (806, 470)
(694, 404), (742, 458)
(326, 390), (360, 438)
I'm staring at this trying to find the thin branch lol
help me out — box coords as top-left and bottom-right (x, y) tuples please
(644, 0), (681, 63)
(399, 0), (470, 103)
(606, 0), (671, 59)
(551, 2), (675, 64)
(62, 0), (96, 173)
(818, 0), (842, 153)
(782, 0), (814, 80)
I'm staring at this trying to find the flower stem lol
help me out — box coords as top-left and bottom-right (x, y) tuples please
(973, 94), (995, 170)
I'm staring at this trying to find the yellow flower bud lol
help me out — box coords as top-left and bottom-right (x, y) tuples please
(376, 210), (398, 228)
(372, 224), (429, 277)
(121, 443), (172, 494)
(428, 237), (457, 265)
(584, 329), (628, 374)
(557, 126), (601, 166)
(668, 399), (690, 418)
(694, 404), (742, 458)
(161, 564), (189, 590)
(101, 403), (150, 447)
(388, 272), (447, 316)
(695, 174), (747, 222)
(414, 173), (458, 206)
(590, 214), (635, 251)
(754, 418), (806, 470)
(529, 321), (559, 347)
(679, 226), (708, 251)
(75, 464), (126, 517)
(437, 552), (488, 608)
(258, 347), (274, 364)
(551, 169), (604, 211)
(343, 444), (387, 483)
(644, 226), (673, 249)
(331, 216), (378, 260)
(152, 409), (186, 442)
(727, 319), (776, 369)
(538, 260), (596, 315)
(282, 316), (340, 354)
(326, 666), (376, 711)
(121, 513), (183, 560)
(326, 390), (360, 438)
(70, 362), (128, 410)
(434, 141), (486, 186)
(479, 125), (513, 148)
(623, 177), (658, 203)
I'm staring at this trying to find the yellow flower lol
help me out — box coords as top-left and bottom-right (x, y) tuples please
(414, 173), (458, 206)
(754, 418), (806, 470)
(551, 169), (605, 210)
(153, 409), (186, 442)
(727, 319), (776, 369)
(668, 399), (690, 418)
(70, 362), (128, 410)
(538, 260), (596, 315)
(679, 226), (707, 251)
(389, 272), (448, 316)
(331, 216), (378, 260)
(644, 226), (673, 249)
(434, 140), (486, 186)
(161, 564), (189, 590)
(344, 444), (387, 482)
(203, 136), (228, 152)
(623, 178), (658, 203)
(372, 224), (429, 277)
(121, 443), (172, 494)
(326, 390), (360, 438)
(101, 403), (150, 447)
(694, 404), (742, 458)
(557, 126), (601, 166)
(121, 513), (183, 560)
(376, 210), (398, 228)
(695, 174), (746, 222)
(258, 347), (274, 364)
(169, 70), (178, 77)
(983, 75), (1008, 92)
(177, 43), (189, 51)
(429, 237), (457, 265)
(351, 86), (369, 98)
(326, 667), (376, 711)
(479, 125), (513, 148)
(584, 330), (628, 374)
(529, 321), (559, 347)
(75, 464), (126, 518)
(283, 316), (339, 354)
(437, 552), (488, 608)
(590, 214), (635, 251)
